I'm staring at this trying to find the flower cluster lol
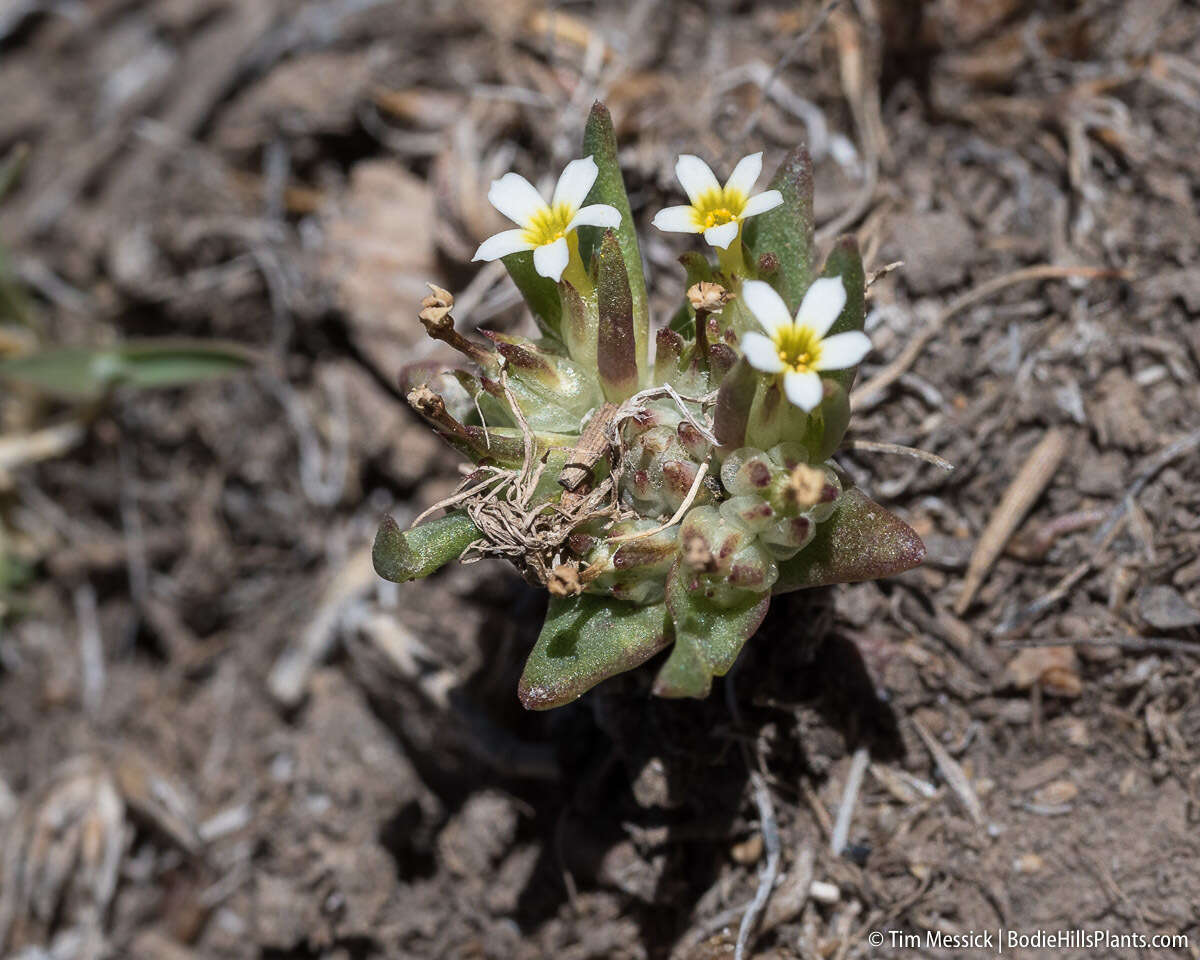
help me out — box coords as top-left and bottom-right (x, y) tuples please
(474, 150), (866, 416)
(376, 102), (925, 710)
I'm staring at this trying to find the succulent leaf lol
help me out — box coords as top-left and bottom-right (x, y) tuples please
(742, 147), (816, 310)
(773, 487), (926, 593)
(654, 560), (770, 699)
(560, 280), (599, 372)
(519, 594), (671, 709)
(596, 231), (639, 401)
(502, 250), (564, 341)
(679, 251), (715, 289)
(373, 511), (481, 584)
(581, 102), (650, 365)
(713, 357), (757, 453)
(796, 379), (852, 461)
(816, 236), (867, 394)
(654, 327), (685, 382)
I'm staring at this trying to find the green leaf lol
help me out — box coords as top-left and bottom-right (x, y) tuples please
(596, 230), (638, 401)
(0, 339), (256, 400)
(669, 251), (715, 334)
(773, 487), (926, 593)
(502, 250), (563, 340)
(797, 379), (851, 461)
(667, 302), (693, 335)
(679, 251), (714, 289)
(713, 357), (757, 452)
(560, 280), (598, 372)
(581, 102), (649, 369)
(817, 236), (866, 394)
(372, 511), (481, 584)
(653, 562), (770, 699)
(519, 594), (671, 710)
(742, 147), (815, 310)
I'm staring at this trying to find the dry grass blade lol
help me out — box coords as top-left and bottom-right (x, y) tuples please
(912, 717), (984, 826)
(267, 547), (377, 707)
(606, 457), (710, 544)
(846, 439), (954, 471)
(830, 745), (869, 856)
(0, 422), (85, 475)
(734, 770), (781, 960)
(955, 428), (1069, 615)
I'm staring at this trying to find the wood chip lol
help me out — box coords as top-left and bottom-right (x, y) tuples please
(1137, 584), (1200, 630)
(1005, 645), (1082, 697)
(1010, 754), (1070, 792)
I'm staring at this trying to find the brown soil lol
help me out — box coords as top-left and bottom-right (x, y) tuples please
(2, 1), (1199, 958)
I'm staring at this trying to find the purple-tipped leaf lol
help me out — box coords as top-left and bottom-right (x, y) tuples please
(582, 102), (649, 364)
(560, 280), (598, 372)
(713, 357), (757, 452)
(596, 230), (639, 401)
(773, 487), (926, 593)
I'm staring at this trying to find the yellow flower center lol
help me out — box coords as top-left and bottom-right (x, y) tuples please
(774, 325), (822, 373)
(692, 188), (747, 230)
(523, 203), (575, 246)
(703, 207), (735, 228)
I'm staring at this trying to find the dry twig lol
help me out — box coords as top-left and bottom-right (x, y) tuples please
(955, 428), (1069, 614)
(846, 439), (955, 472)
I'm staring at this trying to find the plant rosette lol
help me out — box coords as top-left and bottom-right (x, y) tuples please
(374, 102), (925, 710)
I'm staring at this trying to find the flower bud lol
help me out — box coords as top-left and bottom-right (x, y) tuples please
(721, 449), (774, 497)
(719, 495), (777, 535)
(760, 514), (815, 560)
(677, 420), (712, 461)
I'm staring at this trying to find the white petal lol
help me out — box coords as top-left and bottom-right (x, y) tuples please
(740, 331), (784, 373)
(552, 156), (599, 211)
(815, 331), (871, 371)
(724, 151), (763, 197)
(675, 154), (721, 204)
(567, 203), (621, 230)
(741, 189), (784, 219)
(795, 276), (847, 338)
(741, 280), (793, 335)
(472, 229), (536, 262)
(783, 370), (823, 412)
(488, 173), (547, 226)
(703, 221), (739, 250)
(651, 205), (701, 234)
(533, 236), (570, 281)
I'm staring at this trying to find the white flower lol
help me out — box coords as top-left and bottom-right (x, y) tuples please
(651, 152), (783, 250)
(739, 278), (871, 412)
(472, 157), (621, 282)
